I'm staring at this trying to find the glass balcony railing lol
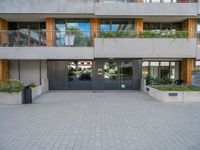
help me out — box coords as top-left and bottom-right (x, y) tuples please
(0, 30), (91, 47)
(0, 30), (197, 47)
(96, 0), (197, 3)
(0, 30), (46, 47)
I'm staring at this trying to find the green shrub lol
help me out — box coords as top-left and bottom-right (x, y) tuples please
(139, 30), (188, 38)
(99, 31), (136, 38)
(29, 83), (37, 88)
(145, 75), (154, 85)
(192, 69), (200, 72)
(145, 76), (172, 85)
(151, 85), (200, 91)
(0, 80), (24, 93)
(139, 31), (161, 38)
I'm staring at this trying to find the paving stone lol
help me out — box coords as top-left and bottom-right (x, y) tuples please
(0, 91), (200, 150)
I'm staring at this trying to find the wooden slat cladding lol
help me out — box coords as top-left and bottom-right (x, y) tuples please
(181, 58), (195, 85)
(182, 18), (197, 38)
(0, 60), (8, 83)
(0, 18), (8, 46)
(135, 18), (143, 35)
(0, 18), (8, 83)
(46, 18), (55, 46)
(90, 18), (99, 47)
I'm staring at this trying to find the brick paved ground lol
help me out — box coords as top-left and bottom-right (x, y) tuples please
(0, 91), (200, 150)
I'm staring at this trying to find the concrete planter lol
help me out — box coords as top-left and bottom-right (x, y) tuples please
(31, 86), (42, 99)
(146, 86), (200, 103)
(0, 92), (23, 104)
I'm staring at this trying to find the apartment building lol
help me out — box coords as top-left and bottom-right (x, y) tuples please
(0, 0), (199, 90)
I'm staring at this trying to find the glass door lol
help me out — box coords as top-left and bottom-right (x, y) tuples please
(119, 61), (133, 90)
(104, 61), (119, 90)
(68, 61), (92, 90)
(104, 60), (133, 90)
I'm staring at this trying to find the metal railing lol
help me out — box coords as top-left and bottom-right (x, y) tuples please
(96, 0), (197, 3)
(0, 30), (197, 47)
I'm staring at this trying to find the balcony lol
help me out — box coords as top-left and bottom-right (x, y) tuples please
(0, 30), (198, 59)
(95, 0), (198, 16)
(94, 31), (197, 58)
(0, 30), (94, 59)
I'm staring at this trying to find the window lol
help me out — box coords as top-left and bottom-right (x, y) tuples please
(195, 61), (200, 70)
(142, 62), (149, 78)
(143, 61), (180, 80)
(150, 62), (159, 78)
(144, 22), (182, 32)
(55, 19), (90, 47)
(8, 22), (45, 46)
(160, 62), (170, 78)
(99, 19), (134, 32)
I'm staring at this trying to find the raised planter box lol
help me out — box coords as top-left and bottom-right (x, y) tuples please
(0, 92), (23, 104)
(146, 86), (200, 103)
(31, 86), (42, 99)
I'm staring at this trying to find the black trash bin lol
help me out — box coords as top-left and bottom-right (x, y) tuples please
(23, 85), (32, 104)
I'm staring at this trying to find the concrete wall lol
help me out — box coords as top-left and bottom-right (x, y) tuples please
(0, 0), (94, 14)
(9, 60), (47, 86)
(0, 47), (94, 60)
(95, 3), (197, 16)
(94, 38), (197, 58)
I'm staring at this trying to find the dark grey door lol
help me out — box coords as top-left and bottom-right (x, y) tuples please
(47, 61), (67, 90)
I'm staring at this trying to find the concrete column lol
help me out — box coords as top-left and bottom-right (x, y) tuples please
(181, 58), (195, 85)
(90, 18), (99, 47)
(135, 18), (143, 36)
(46, 18), (55, 46)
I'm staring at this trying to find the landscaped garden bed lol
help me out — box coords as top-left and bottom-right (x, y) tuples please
(142, 76), (200, 103)
(0, 79), (49, 105)
(0, 80), (24, 104)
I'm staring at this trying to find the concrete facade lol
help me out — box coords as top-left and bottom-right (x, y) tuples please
(95, 3), (198, 16)
(0, 47), (94, 60)
(0, 0), (94, 14)
(95, 38), (197, 58)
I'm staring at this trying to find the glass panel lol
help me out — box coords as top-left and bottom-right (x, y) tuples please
(150, 23), (160, 32)
(66, 19), (91, 46)
(104, 61), (119, 90)
(18, 23), (29, 46)
(195, 61), (200, 70)
(68, 61), (92, 90)
(142, 62), (149, 78)
(40, 22), (46, 46)
(120, 61), (132, 90)
(30, 23), (39, 46)
(100, 20), (110, 32)
(111, 19), (134, 31)
(56, 20), (65, 46)
(150, 62), (159, 78)
(172, 23), (181, 32)
(160, 62), (170, 78)
(162, 23), (171, 30)
(170, 62), (180, 80)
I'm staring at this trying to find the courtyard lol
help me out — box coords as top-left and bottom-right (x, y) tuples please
(0, 91), (200, 150)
